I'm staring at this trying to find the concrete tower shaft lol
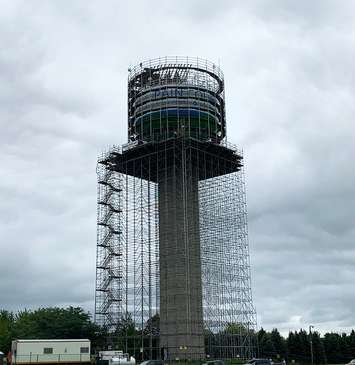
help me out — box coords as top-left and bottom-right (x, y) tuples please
(158, 146), (204, 359)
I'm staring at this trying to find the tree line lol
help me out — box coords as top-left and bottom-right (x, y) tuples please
(258, 327), (355, 364)
(0, 307), (106, 354)
(1, 307), (355, 364)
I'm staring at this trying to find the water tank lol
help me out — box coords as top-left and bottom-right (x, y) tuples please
(128, 57), (226, 144)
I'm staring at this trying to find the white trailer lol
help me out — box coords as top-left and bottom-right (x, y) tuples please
(11, 339), (91, 365)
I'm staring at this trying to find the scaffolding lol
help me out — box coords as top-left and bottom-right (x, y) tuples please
(95, 58), (257, 361)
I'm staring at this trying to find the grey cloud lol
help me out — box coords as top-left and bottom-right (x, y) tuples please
(0, 0), (354, 335)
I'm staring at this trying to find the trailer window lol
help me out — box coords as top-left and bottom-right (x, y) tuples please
(43, 348), (53, 354)
(80, 347), (89, 354)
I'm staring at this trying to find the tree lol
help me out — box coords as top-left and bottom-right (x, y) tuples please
(270, 328), (287, 360)
(286, 331), (296, 362)
(2, 306), (355, 362)
(287, 331), (298, 362)
(112, 313), (138, 354)
(340, 332), (352, 363)
(323, 333), (342, 364)
(0, 310), (14, 353)
(349, 330), (355, 358)
(292, 329), (312, 364)
(12, 307), (98, 340)
(258, 329), (276, 359)
(143, 314), (159, 337)
(0, 307), (102, 353)
(263, 336), (276, 359)
(311, 331), (326, 364)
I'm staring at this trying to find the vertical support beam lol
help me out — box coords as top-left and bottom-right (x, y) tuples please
(158, 142), (205, 360)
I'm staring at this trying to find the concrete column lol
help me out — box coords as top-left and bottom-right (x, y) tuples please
(158, 149), (205, 360)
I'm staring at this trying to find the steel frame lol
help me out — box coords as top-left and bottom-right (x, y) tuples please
(95, 138), (257, 360)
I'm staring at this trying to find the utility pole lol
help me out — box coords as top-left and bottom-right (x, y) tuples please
(309, 325), (314, 365)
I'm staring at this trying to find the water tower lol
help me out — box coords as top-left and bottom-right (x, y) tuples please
(95, 57), (257, 360)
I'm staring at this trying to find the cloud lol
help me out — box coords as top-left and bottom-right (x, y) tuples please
(0, 0), (354, 334)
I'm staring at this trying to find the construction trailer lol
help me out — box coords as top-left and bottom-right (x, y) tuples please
(11, 339), (91, 365)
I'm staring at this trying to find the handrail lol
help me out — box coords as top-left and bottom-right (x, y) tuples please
(128, 56), (224, 82)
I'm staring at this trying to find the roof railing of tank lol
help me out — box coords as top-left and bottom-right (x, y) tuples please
(128, 56), (224, 85)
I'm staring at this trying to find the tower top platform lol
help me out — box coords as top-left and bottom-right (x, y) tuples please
(98, 137), (242, 183)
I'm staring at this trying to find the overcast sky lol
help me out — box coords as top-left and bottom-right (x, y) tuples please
(1, 0), (354, 335)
